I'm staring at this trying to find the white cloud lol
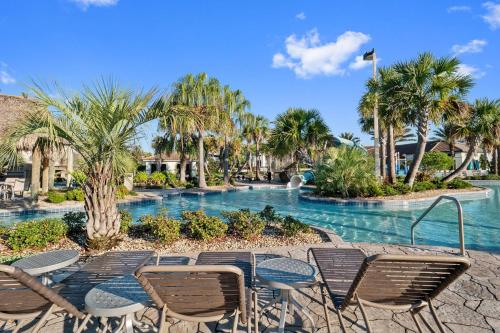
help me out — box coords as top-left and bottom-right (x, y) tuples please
(482, 2), (500, 29)
(0, 63), (15, 84)
(349, 55), (371, 70)
(296, 12), (306, 20)
(447, 5), (471, 13)
(451, 39), (487, 55)
(456, 64), (486, 79)
(272, 29), (371, 78)
(70, 0), (118, 10)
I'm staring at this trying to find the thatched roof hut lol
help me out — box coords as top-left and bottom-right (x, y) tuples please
(0, 94), (41, 140)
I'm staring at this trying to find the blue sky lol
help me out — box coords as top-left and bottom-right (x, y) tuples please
(1, 0), (499, 152)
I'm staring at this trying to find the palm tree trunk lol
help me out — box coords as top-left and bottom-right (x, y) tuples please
(450, 142), (456, 169)
(179, 153), (187, 183)
(443, 139), (479, 181)
(31, 147), (41, 198)
(388, 124), (396, 184)
(84, 162), (120, 240)
(41, 157), (49, 194)
(495, 146), (499, 175)
(223, 135), (230, 185)
(48, 157), (55, 190)
(380, 129), (387, 181)
(405, 117), (429, 186)
(197, 131), (207, 188)
(255, 140), (261, 180)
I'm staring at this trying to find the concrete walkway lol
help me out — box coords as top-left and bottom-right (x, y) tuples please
(17, 242), (498, 333)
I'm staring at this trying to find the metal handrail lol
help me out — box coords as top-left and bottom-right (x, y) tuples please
(410, 195), (465, 255)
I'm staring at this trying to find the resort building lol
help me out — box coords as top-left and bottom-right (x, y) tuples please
(139, 154), (196, 178)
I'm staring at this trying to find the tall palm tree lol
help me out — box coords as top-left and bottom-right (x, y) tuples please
(391, 53), (473, 186)
(269, 108), (330, 170)
(243, 114), (269, 180)
(443, 98), (500, 181)
(395, 127), (416, 143)
(0, 79), (157, 242)
(339, 132), (360, 145)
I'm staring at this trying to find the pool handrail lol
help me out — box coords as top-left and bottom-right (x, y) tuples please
(410, 195), (465, 256)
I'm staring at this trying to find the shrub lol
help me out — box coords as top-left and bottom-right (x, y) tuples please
(47, 190), (66, 204)
(392, 182), (411, 194)
(62, 212), (86, 237)
(7, 219), (68, 251)
(149, 171), (167, 186)
(138, 210), (181, 243)
(71, 170), (87, 186)
(412, 181), (436, 192)
(119, 210), (133, 234)
(116, 184), (130, 199)
(382, 184), (399, 196)
(446, 179), (472, 189)
(366, 182), (384, 197)
(182, 210), (228, 241)
(221, 209), (265, 240)
(163, 171), (179, 187)
(281, 216), (310, 237)
(134, 171), (148, 184)
(259, 205), (282, 223)
(315, 147), (377, 198)
(420, 152), (454, 176)
(66, 188), (85, 201)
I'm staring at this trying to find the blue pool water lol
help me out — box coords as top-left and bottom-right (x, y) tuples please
(3, 186), (499, 252)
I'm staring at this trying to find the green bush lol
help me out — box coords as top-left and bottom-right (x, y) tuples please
(62, 212), (86, 237)
(412, 181), (437, 192)
(138, 210), (181, 243)
(7, 219), (68, 251)
(281, 216), (310, 237)
(315, 147), (377, 198)
(0, 222), (9, 236)
(221, 209), (266, 240)
(71, 170), (87, 186)
(366, 182), (384, 197)
(116, 184), (130, 199)
(47, 190), (66, 204)
(149, 171), (167, 186)
(392, 182), (411, 194)
(66, 188), (85, 201)
(119, 210), (133, 234)
(420, 152), (454, 176)
(182, 210), (228, 241)
(163, 171), (179, 187)
(259, 205), (282, 223)
(382, 184), (399, 196)
(446, 179), (472, 189)
(134, 171), (148, 184)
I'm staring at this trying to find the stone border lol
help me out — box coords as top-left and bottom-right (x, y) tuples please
(299, 187), (493, 209)
(466, 180), (500, 186)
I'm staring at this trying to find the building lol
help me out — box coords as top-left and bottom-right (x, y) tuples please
(139, 153), (195, 178)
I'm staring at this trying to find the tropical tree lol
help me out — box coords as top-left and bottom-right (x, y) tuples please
(392, 53), (473, 186)
(443, 98), (500, 181)
(269, 108), (330, 170)
(243, 114), (270, 180)
(339, 132), (360, 145)
(432, 123), (462, 160)
(0, 79), (157, 242)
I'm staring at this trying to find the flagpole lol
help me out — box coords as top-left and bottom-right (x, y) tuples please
(363, 48), (380, 179)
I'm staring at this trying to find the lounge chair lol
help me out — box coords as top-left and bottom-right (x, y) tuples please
(135, 264), (251, 333)
(0, 264), (89, 333)
(308, 248), (471, 333)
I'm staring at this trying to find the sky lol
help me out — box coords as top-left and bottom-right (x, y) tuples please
(1, 0), (499, 152)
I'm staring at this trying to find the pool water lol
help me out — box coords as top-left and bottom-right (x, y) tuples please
(3, 186), (499, 252)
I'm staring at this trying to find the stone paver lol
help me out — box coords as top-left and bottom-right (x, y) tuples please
(4, 242), (500, 333)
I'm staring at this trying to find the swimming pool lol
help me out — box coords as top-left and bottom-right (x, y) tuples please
(3, 186), (499, 252)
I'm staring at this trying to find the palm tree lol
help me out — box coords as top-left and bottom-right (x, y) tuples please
(269, 108), (330, 170)
(395, 127), (416, 143)
(167, 73), (222, 188)
(243, 114), (270, 180)
(443, 98), (500, 181)
(391, 53), (473, 186)
(432, 123), (462, 161)
(339, 132), (361, 145)
(0, 79), (157, 242)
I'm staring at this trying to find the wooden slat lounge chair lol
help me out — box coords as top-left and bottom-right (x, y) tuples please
(196, 251), (259, 333)
(308, 248), (471, 333)
(135, 264), (251, 333)
(0, 264), (87, 333)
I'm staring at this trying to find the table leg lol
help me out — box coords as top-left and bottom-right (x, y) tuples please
(259, 291), (281, 316)
(124, 314), (134, 333)
(278, 290), (289, 333)
(290, 293), (316, 331)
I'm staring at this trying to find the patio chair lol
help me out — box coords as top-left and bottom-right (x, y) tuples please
(0, 264), (90, 333)
(308, 248), (471, 333)
(135, 264), (251, 333)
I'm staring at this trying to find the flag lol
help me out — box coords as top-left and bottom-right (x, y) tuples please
(363, 49), (375, 61)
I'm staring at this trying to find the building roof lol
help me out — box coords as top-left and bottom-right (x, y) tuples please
(0, 94), (40, 139)
(365, 140), (469, 155)
(141, 152), (191, 162)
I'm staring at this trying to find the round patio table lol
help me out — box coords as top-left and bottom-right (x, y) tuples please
(256, 257), (318, 333)
(85, 275), (154, 333)
(12, 249), (79, 286)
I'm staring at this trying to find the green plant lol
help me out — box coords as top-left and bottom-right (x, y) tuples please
(116, 184), (130, 199)
(446, 179), (472, 189)
(221, 209), (265, 240)
(366, 182), (384, 197)
(412, 181), (437, 192)
(138, 210), (181, 243)
(259, 205), (282, 223)
(420, 152), (454, 177)
(134, 171), (148, 184)
(149, 171), (167, 186)
(281, 216), (310, 237)
(119, 210), (133, 233)
(315, 147), (377, 198)
(47, 190), (66, 204)
(392, 182), (411, 194)
(382, 184), (399, 196)
(7, 219), (68, 251)
(182, 210), (227, 241)
(62, 212), (86, 237)
(66, 188), (85, 201)
(71, 170), (87, 186)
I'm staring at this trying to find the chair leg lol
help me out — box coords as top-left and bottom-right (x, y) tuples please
(247, 313), (251, 333)
(12, 319), (28, 333)
(75, 314), (92, 333)
(320, 284), (332, 333)
(159, 306), (168, 333)
(410, 310), (424, 333)
(428, 298), (446, 333)
(253, 290), (259, 333)
(31, 304), (56, 333)
(336, 309), (347, 333)
(355, 294), (373, 333)
(232, 310), (240, 333)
